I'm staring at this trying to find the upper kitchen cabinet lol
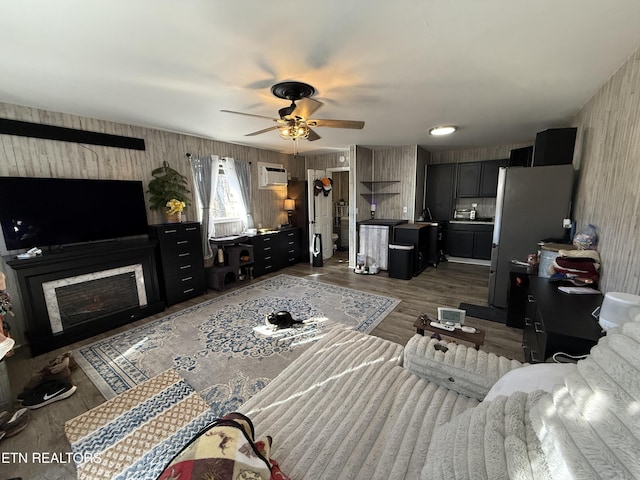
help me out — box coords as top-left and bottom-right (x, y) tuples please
(426, 163), (456, 221)
(456, 159), (507, 198)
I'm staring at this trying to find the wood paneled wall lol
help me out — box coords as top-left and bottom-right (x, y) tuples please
(0, 102), (297, 234)
(572, 46), (640, 294)
(372, 146), (417, 221)
(354, 146), (373, 223)
(415, 146), (430, 216)
(429, 143), (531, 165)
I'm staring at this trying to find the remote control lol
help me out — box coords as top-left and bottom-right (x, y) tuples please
(429, 321), (455, 332)
(461, 326), (477, 334)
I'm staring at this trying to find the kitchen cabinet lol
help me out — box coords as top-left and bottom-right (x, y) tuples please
(522, 276), (603, 363)
(446, 222), (493, 259)
(149, 222), (207, 305)
(456, 159), (508, 198)
(425, 163), (456, 221)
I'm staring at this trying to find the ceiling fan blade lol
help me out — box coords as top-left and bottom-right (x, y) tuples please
(307, 119), (365, 129)
(221, 109), (279, 122)
(307, 127), (321, 141)
(245, 125), (281, 136)
(292, 98), (323, 120)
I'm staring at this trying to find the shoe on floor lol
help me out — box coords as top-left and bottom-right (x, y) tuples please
(21, 378), (77, 410)
(17, 356), (72, 401)
(0, 408), (30, 438)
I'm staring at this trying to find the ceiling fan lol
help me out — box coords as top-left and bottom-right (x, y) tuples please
(221, 81), (365, 144)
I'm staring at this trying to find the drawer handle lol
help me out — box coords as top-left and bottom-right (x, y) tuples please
(264, 237), (272, 242)
(164, 229), (178, 234)
(534, 322), (545, 334)
(176, 240), (189, 245)
(524, 318), (532, 326)
(288, 232), (294, 237)
(288, 241), (294, 245)
(178, 252), (191, 257)
(288, 249), (295, 253)
(185, 227), (197, 231)
(181, 276), (193, 282)
(264, 246), (271, 251)
(180, 264), (192, 270)
(527, 294), (535, 302)
(183, 288), (195, 294)
(265, 265), (273, 270)
(265, 256), (272, 260)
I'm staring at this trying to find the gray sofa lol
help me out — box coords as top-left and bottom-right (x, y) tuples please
(240, 323), (640, 479)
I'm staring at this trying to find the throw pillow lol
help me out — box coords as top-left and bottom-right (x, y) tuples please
(484, 362), (576, 401)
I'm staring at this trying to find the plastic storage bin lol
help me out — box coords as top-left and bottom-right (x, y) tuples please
(388, 244), (414, 280)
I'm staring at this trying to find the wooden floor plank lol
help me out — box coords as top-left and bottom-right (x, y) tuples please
(2, 252), (523, 479)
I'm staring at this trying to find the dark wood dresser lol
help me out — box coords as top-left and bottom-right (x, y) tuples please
(149, 222), (207, 306)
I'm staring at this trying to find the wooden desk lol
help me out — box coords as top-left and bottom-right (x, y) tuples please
(413, 314), (485, 349)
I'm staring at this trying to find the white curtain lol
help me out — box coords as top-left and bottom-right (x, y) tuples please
(233, 159), (254, 229)
(189, 154), (219, 265)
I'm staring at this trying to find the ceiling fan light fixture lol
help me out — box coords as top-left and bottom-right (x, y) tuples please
(429, 125), (457, 136)
(279, 120), (310, 140)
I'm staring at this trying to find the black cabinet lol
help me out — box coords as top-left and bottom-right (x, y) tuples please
(149, 222), (207, 306)
(446, 222), (493, 259)
(456, 162), (482, 197)
(533, 128), (577, 166)
(522, 277), (603, 363)
(479, 159), (508, 196)
(509, 146), (534, 167)
(249, 228), (302, 277)
(287, 181), (309, 262)
(457, 160), (507, 198)
(426, 163), (456, 221)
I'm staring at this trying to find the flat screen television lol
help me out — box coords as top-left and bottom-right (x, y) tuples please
(0, 176), (149, 251)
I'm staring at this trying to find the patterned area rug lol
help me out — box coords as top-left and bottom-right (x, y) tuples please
(76, 274), (400, 416)
(65, 370), (219, 480)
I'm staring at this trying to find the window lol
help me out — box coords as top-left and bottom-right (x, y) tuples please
(210, 159), (247, 236)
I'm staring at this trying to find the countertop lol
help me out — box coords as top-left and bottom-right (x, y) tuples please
(449, 220), (495, 225)
(357, 219), (408, 227)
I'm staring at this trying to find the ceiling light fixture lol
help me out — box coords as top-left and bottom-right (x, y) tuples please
(429, 125), (457, 136)
(278, 120), (310, 141)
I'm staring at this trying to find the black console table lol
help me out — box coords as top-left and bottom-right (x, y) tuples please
(5, 239), (164, 355)
(522, 276), (603, 363)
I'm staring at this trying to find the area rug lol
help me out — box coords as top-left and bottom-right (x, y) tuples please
(459, 302), (507, 324)
(76, 274), (400, 416)
(65, 370), (218, 480)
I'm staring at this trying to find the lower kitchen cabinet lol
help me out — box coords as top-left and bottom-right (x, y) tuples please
(446, 222), (493, 260)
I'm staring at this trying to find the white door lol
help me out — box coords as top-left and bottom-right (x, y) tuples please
(307, 169), (334, 262)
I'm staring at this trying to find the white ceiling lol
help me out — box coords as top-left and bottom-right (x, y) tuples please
(2, 1), (640, 155)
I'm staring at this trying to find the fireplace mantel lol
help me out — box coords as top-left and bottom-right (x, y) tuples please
(5, 239), (164, 355)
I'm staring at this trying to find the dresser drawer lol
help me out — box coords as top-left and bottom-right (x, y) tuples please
(165, 272), (206, 305)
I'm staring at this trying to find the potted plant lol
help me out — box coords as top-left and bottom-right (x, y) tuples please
(147, 161), (191, 223)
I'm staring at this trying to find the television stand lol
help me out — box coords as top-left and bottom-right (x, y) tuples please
(4, 239), (164, 355)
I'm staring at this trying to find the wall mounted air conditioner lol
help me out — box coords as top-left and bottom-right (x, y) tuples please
(258, 162), (288, 188)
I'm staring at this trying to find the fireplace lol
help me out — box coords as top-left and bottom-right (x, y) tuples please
(5, 239), (164, 355)
(43, 265), (148, 334)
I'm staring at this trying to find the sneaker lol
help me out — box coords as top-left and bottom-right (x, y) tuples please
(17, 356), (72, 401)
(0, 333), (15, 361)
(0, 408), (30, 438)
(21, 378), (77, 409)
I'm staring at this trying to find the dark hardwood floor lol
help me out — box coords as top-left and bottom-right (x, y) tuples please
(2, 252), (523, 479)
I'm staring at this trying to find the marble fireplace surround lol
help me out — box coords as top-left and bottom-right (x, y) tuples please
(43, 264), (148, 334)
(5, 239), (164, 355)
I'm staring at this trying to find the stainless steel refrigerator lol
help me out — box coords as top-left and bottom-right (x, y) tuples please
(488, 164), (574, 308)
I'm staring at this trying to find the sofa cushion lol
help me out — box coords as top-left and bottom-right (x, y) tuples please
(423, 391), (552, 480)
(404, 334), (524, 400)
(484, 363), (576, 401)
(240, 328), (478, 480)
